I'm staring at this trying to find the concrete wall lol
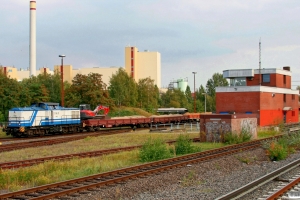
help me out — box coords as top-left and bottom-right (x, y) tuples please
(200, 114), (257, 142)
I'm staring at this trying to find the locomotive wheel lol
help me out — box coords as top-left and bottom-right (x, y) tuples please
(62, 128), (68, 134)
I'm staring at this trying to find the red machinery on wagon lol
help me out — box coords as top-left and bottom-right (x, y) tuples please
(79, 104), (110, 120)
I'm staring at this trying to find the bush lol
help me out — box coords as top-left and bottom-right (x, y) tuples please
(240, 127), (252, 142)
(267, 141), (288, 161)
(139, 138), (172, 162)
(224, 132), (240, 144)
(175, 134), (201, 155)
(224, 127), (252, 144)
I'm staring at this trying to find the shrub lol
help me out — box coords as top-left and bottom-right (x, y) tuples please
(267, 141), (288, 161)
(223, 132), (240, 144)
(240, 127), (252, 142)
(175, 134), (201, 155)
(139, 138), (172, 162)
(224, 127), (252, 144)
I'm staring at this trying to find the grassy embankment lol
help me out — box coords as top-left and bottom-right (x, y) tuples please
(0, 130), (225, 192)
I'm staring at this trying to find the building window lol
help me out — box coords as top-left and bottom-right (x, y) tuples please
(292, 94), (295, 100)
(283, 75), (286, 84)
(292, 111), (295, 116)
(229, 77), (246, 86)
(262, 74), (270, 83)
(283, 94), (286, 102)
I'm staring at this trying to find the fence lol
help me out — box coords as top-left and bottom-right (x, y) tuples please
(150, 122), (200, 132)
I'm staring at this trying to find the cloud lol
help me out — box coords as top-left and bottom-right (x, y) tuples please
(266, 45), (300, 52)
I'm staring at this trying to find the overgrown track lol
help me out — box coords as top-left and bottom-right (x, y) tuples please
(0, 128), (139, 153)
(0, 138), (199, 170)
(0, 140), (263, 199)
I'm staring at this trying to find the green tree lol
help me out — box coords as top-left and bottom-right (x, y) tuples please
(36, 73), (62, 103)
(0, 71), (27, 120)
(195, 85), (206, 112)
(206, 73), (228, 112)
(185, 85), (194, 112)
(20, 77), (50, 103)
(65, 73), (112, 109)
(137, 77), (159, 113)
(108, 68), (138, 107)
(160, 88), (189, 109)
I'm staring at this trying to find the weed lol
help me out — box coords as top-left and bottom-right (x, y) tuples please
(237, 155), (257, 164)
(266, 141), (288, 161)
(214, 163), (221, 170)
(181, 170), (196, 187)
(257, 129), (279, 138)
(224, 127), (252, 145)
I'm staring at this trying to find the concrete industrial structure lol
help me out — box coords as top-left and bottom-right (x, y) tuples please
(125, 46), (161, 88)
(29, 1), (36, 77)
(0, 46), (162, 88)
(215, 66), (299, 126)
(167, 78), (188, 92)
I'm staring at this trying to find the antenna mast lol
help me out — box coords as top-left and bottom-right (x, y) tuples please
(259, 38), (261, 85)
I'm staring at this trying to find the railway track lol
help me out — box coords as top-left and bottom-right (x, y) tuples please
(0, 140), (261, 199)
(0, 138), (199, 170)
(264, 173), (300, 200)
(216, 158), (300, 200)
(0, 128), (140, 153)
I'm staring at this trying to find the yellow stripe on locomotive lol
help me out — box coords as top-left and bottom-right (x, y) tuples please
(19, 127), (25, 132)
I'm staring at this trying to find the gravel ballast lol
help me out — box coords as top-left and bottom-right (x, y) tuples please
(68, 148), (300, 200)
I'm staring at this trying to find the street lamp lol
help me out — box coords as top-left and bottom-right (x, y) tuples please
(202, 93), (206, 113)
(59, 55), (66, 107)
(192, 72), (197, 113)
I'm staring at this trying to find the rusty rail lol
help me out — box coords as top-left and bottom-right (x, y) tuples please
(0, 141), (262, 199)
(216, 158), (300, 200)
(0, 138), (199, 169)
(0, 129), (136, 153)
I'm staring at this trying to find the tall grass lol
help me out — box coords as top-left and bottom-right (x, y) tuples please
(0, 132), (224, 193)
(224, 127), (252, 145)
(0, 131), (199, 163)
(0, 129), (10, 138)
(0, 150), (140, 192)
(139, 134), (203, 162)
(257, 129), (280, 139)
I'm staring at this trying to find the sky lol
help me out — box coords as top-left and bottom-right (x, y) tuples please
(1, 0), (300, 89)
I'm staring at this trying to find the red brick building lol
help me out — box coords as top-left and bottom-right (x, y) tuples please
(216, 67), (299, 126)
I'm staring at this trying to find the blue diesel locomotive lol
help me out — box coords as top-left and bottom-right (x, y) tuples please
(5, 102), (81, 137)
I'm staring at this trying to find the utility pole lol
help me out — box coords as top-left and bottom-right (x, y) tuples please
(59, 55), (66, 107)
(192, 72), (197, 113)
(259, 38), (261, 85)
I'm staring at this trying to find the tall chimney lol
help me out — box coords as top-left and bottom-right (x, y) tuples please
(29, 1), (36, 76)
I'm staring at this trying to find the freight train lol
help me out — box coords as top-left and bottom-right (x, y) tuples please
(3, 102), (200, 137)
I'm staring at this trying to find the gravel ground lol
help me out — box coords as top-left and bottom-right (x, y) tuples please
(64, 148), (300, 200)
